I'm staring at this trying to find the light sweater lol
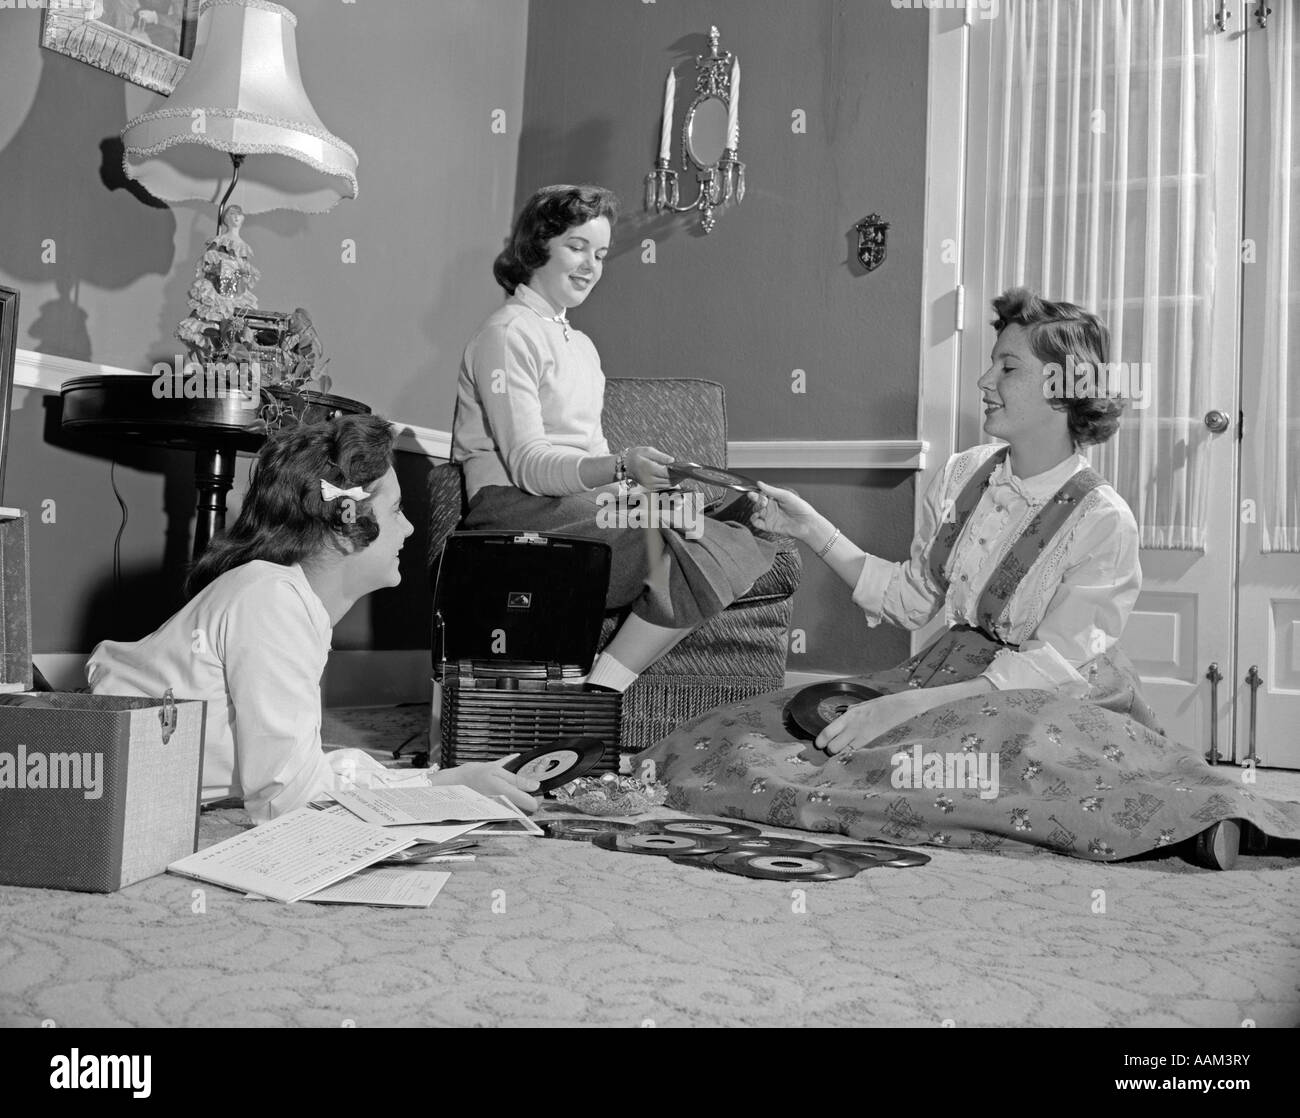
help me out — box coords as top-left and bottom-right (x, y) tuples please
(86, 561), (359, 823)
(452, 282), (610, 500)
(853, 444), (1142, 697)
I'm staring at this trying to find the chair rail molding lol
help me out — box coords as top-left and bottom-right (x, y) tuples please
(15, 348), (926, 471)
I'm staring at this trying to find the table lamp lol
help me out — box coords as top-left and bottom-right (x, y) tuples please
(121, 0), (358, 226)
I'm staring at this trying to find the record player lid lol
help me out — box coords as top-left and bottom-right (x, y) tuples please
(433, 531), (612, 672)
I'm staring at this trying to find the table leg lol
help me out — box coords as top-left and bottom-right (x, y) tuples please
(193, 444), (237, 560)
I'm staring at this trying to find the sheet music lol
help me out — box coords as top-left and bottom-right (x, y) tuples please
(318, 802), (479, 843)
(302, 867), (451, 908)
(167, 806), (415, 903)
(331, 784), (515, 826)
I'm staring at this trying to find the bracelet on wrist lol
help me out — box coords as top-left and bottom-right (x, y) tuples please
(814, 527), (841, 559)
(614, 450), (629, 485)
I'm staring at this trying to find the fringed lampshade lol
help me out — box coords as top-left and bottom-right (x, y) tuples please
(121, 0), (357, 215)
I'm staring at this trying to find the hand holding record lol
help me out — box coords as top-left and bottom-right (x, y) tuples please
(748, 481), (825, 541)
(815, 687), (933, 756)
(785, 680), (884, 741)
(625, 446), (675, 491)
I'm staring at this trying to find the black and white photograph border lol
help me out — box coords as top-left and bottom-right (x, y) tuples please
(0, 0), (1296, 1071)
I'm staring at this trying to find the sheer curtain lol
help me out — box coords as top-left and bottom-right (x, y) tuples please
(978, 0), (1217, 549)
(1260, 0), (1299, 554)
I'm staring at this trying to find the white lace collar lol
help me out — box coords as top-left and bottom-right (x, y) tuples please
(989, 448), (1089, 504)
(512, 283), (570, 340)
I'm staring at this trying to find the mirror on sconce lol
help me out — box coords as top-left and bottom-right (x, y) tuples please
(685, 96), (728, 169)
(645, 26), (745, 234)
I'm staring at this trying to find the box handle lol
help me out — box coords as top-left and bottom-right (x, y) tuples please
(159, 688), (177, 744)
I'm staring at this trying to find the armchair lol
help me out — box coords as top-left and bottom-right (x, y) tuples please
(427, 378), (802, 754)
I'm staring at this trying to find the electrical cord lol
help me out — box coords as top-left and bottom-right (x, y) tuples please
(109, 460), (128, 599)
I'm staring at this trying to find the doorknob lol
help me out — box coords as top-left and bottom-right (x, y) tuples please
(1204, 409), (1232, 433)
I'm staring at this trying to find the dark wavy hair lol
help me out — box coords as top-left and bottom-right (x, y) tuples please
(186, 413), (395, 598)
(493, 184), (619, 295)
(991, 287), (1124, 446)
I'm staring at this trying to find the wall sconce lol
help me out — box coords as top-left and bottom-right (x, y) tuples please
(644, 26), (744, 234)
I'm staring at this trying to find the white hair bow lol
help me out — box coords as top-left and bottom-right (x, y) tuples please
(320, 480), (371, 502)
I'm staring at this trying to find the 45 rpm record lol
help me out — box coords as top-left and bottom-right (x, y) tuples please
(505, 737), (605, 792)
(593, 832), (731, 857)
(711, 850), (861, 881)
(667, 460), (762, 493)
(637, 818), (762, 841)
(784, 680), (885, 740)
(822, 843), (932, 868)
(726, 835), (824, 856)
(543, 818), (635, 842)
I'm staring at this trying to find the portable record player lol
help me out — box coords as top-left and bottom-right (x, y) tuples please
(432, 531), (622, 773)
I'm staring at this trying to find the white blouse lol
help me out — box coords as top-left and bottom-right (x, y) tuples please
(452, 282), (610, 501)
(852, 444), (1142, 696)
(87, 561), (378, 823)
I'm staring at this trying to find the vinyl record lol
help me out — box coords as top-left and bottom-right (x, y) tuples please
(822, 843), (932, 868)
(711, 850), (861, 881)
(593, 832), (731, 857)
(784, 680), (885, 740)
(667, 460), (763, 493)
(543, 818), (635, 842)
(725, 835), (824, 856)
(637, 818), (762, 840)
(504, 736), (606, 792)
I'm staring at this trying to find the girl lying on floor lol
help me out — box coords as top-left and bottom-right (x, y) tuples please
(88, 414), (539, 823)
(640, 289), (1300, 865)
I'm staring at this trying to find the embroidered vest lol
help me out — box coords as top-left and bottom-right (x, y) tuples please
(927, 447), (1108, 636)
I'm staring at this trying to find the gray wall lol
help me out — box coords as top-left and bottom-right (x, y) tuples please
(515, 0), (929, 673)
(1, 0), (928, 677)
(0, 0), (530, 656)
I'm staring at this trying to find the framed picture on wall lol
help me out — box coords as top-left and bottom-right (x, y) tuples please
(0, 286), (18, 504)
(41, 1), (201, 97)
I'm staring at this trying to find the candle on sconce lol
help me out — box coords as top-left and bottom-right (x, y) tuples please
(659, 68), (676, 163)
(726, 55), (740, 151)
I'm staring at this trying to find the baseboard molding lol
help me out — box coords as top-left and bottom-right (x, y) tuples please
(16, 348), (925, 471)
(32, 653), (93, 692)
(36, 649), (840, 708)
(35, 649), (436, 709)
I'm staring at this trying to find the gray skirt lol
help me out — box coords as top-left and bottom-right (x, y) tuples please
(463, 484), (778, 630)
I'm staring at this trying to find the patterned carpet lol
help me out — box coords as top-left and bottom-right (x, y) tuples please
(1, 705), (1298, 1028)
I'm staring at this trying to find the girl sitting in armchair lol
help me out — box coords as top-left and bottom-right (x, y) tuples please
(641, 289), (1300, 866)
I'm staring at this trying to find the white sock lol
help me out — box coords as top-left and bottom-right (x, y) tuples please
(587, 652), (638, 693)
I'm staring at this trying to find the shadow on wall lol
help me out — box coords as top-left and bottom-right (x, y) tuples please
(0, 54), (177, 359)
(335, 446), (434, 654)
(37, 393), (196, 648)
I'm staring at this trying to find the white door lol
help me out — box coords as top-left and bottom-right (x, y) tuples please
(1235, 2), (1300, 770)
(1119, 21), (1245, 761)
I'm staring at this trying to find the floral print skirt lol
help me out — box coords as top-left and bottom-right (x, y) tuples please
(639, 627), (1300, 860)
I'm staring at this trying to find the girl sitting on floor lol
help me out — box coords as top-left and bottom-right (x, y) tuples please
(640, 289), (1300, 866)
(88, 414), (539, 823)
